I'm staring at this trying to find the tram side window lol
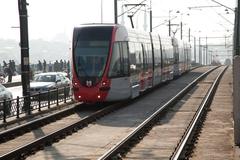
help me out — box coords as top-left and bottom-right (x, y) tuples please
(169, 46), (174, 65)
(129, 42), (137, 74)
(135, 43), (143, 71)
(147, 43), (153, 69)
(162, 46), (167, 67)
(109, 42), (129, 77)
(154, 43), (161, 67)
(109, 43), (121, 77)
(121, 42), (129, 75)
(141, 44), (147, 70)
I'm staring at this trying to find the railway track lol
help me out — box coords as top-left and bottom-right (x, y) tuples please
(98, 66), (226, 160)
(25, 66), (214, 160)
(0, 101), (132, 160)
(189, 66), (234, 160)
(115, 66), (227, 160)
(170, 66), (227, 159)
(0, 66), (214, 160)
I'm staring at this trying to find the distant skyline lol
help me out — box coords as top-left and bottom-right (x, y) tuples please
(0, 0), (235, 42)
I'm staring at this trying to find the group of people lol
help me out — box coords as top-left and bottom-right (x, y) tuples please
(0, 60), (16, 82)
(0, 59), (71, 83)
(36, 59), (70, 73)
(37, 60), (47, 72)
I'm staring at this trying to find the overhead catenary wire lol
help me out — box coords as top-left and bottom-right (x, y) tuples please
(216, 12), (234, 25)
(117, 0), (147, 17)
(206, 0), (234, 26)
(131, 5), (145, 17)
(153, 16), (178, 30)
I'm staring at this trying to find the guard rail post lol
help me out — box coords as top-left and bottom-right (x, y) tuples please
(64, 87), (67, 103)
(38, 92), (41, 111)
(48, 89), (50, 109)
(26, 95), (31, 115)
(16, 96), (19, 119)
(56, 88), (59, 106)
(3, 99), (6, 123)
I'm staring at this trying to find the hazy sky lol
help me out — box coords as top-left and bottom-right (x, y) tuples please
(0, 0), (235, 42)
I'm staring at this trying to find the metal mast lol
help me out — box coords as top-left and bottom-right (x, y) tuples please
(18, 0), (30, 114)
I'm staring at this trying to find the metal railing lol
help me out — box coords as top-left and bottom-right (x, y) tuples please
(0, 86), (73, 123)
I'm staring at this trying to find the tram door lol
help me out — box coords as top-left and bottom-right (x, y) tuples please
(107, 42), (131, 101)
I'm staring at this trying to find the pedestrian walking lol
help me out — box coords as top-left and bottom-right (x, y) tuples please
(43, 59), (47, 72)
(6, 65), (13, 82)
(38, 60), (42, 71)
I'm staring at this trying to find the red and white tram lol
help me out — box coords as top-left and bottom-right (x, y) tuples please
(71, 24), (191, 103)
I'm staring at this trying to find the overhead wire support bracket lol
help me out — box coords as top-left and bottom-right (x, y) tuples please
(211, 0), (235, 12)
(117, 0), (147, 17)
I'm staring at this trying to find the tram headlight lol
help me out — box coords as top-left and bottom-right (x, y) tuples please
(101, 80), (108, 86)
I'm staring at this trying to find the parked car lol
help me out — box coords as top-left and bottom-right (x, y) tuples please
(58, 72), (68, 78)
(0, 84), (13, 101)
(30, 72), (71, 97)
(0, 84), (13, 114)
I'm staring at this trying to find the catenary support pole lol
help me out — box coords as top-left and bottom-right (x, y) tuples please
(194, 37), (196, 63)
(114, 0), (118, 24)
(149, 0), (152, 32)
(18, 0), (31, 114)
(180, 22), (182, 40)
(199, 37), (201, 64)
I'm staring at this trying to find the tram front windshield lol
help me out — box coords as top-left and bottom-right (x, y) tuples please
(73, 26), (113, 78)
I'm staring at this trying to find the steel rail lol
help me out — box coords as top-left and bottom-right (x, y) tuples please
(170, 66), (228, 160)
(98, 66), (219, 160)
(0, 101), (129, 160)
(0, 102), (82, 143)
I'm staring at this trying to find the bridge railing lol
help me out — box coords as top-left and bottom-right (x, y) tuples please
(0, 86), (73, 123)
